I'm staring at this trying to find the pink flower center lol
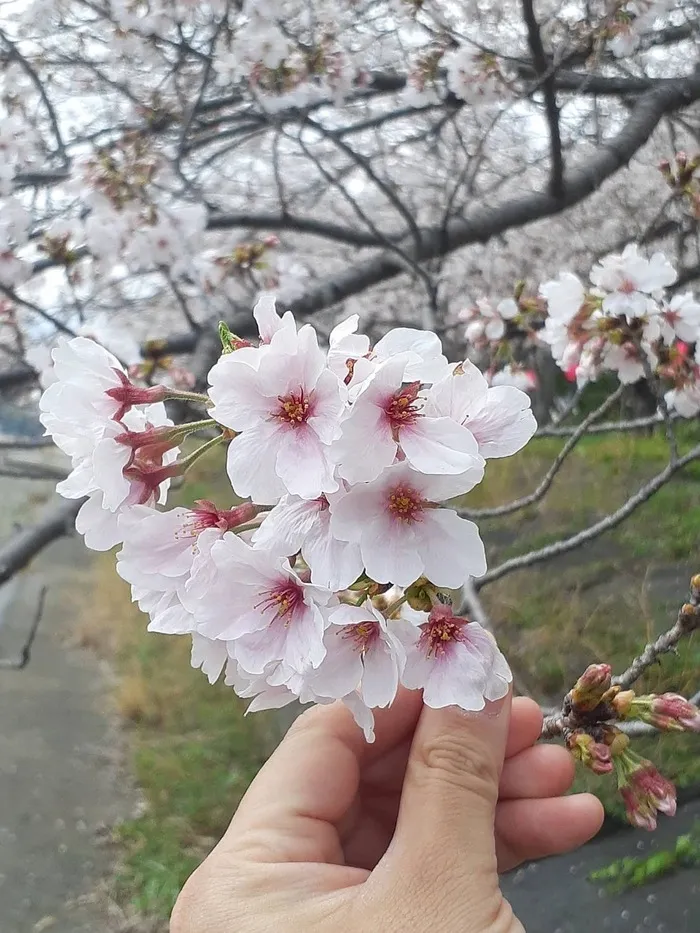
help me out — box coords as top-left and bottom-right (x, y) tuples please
(618, 278), (637, 294)
(384, 382), (422, 432)
(342, 620), (380, 654)
(255, 581), (304, 625)
(386, 484), (424, 523)
(276, 389), (311, 426)
(419, 615), (468, 658)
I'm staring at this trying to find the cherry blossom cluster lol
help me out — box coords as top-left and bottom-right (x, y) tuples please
(606, 1), (675, 58)
(564, 662), (700, 830)
(461, 245), (700, 417)
(39, 299), (539, 740)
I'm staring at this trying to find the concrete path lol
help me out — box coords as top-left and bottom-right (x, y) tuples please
(0, 476), (138, 933)
(503, 798), (700, 932)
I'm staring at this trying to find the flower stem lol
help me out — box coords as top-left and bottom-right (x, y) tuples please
(177, 433), (224, 475)
(385, 595), (408, 618)
(164, 389), (211, 406)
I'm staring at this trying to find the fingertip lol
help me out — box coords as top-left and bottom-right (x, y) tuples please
(499, 743), (575, 799)
(505, 697), (544, 758)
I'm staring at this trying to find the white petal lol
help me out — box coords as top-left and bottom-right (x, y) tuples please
(418, 509), (487, 587)
(400, 416), (482, 475)
(275, 424), (339, 499)
(466, 386), (537, 458)
(225, 423), (287, 504)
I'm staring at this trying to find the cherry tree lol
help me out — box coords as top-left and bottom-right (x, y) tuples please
(1, 0), (700, 833)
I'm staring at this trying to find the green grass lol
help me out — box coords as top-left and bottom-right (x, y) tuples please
(80, 426), (700, 921)
(589, 822), (700, 893)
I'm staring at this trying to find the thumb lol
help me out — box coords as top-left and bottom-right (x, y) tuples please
(381, 692), (513, 928)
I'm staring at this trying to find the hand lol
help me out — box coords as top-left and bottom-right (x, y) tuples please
(171, 689), (603, 933)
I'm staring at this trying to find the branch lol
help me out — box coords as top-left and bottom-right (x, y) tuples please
(614, 601), (700, 691)
(477, 442), (700, 590)
(461, 386), (624, 520)
(207, 211), (385, 247)
(0, 498), (82, 587)
(0, 585), (47, 671)
(536, 411), (671, 437)
(521, 0), (564, 198)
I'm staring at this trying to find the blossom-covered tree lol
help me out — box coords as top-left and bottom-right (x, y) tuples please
(1, 0), (700, 833)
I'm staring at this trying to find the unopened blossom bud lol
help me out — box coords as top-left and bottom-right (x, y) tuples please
(690, 574), (700, 599)
(603, 727), (629, 758)
(610, 688), (635, 717)
(105, 369), (168, 421)
(218, 321), (253, 354)
(570, 663), (612, 712)
(567, 731), (613, 775)
(658, 158), (672, 180)
(649, 694), (700, 733)
(679, 602), (700, 632)
(614, 746), (677, 831)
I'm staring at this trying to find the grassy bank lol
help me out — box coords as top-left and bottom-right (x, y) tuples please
(80, 425), (700, 919)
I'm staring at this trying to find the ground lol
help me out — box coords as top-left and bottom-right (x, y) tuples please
(0, 473), (139, 933)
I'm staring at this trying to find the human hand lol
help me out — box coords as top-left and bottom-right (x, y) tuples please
(171, 689), (603, 933)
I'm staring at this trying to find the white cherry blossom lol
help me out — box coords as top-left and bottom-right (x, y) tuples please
(209, 324), (345, 503)
(425, 361), (537, 459)
(332, 355), (484, 485)
(329, 461), (486, 588)
(252, 493), (364, 591)
(401, 604), (511, 710)
(308, 601), (405, 709)
(195, 532), (334, 676)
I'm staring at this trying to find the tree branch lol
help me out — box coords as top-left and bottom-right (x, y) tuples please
(521, 0), (564, 198)
(461, 386), (624, 520)
(0, 498), (82, 587)
(477, 442), (700, 590)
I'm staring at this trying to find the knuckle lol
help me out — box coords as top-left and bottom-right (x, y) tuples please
(415, 729), (499, 803)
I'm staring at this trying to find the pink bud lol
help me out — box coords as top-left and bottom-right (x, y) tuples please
(570, 663), (612, 712)
(651, 694), (700, 732)
(192, 499), (259, 532)
(105, 369), (168, 421)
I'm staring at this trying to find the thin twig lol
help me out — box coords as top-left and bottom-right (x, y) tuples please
(477, 443), (700, 591)
(0, 586), (47, 671)
(461, 386), (624, 520)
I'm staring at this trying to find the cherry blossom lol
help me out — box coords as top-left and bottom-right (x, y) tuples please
(590, 244), (676, 318)
(195, 532), (334, 676)
(425, 361), (537, 459)
(461, 297), (519, 345)
(329, 461), (486, 588)
(252, 493), (364, 591)
(332, 355), (485, 484)
(309, 601), (405, 710)
(400, 604), (511, 710)
(208, 324), (345, 502)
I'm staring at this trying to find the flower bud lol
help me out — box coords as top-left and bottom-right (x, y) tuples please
(614, 747), (677, 831)
(610, 688), (635, 717)
(570, 663), (612, 712)
(567, 731), (613, 775)
(405, 577), (440, 612)
(650, 693), (700, 733)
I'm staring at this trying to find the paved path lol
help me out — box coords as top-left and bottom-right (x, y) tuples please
(503, 799), (700, 932)
(0, 476), (137, 933)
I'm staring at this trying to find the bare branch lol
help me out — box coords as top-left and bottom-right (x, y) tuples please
(521, 0), (564, 198)
(462, 386), (624, 520)
(0, 586), (47, 671)
(0, 498), (82, 587)
(477, 442), (700, 590)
